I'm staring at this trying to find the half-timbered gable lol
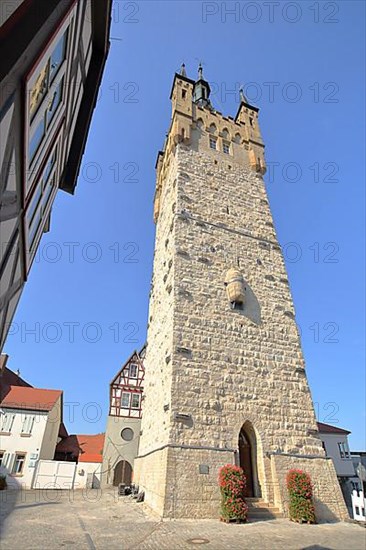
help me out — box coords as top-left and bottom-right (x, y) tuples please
(109, 347), (145, 419)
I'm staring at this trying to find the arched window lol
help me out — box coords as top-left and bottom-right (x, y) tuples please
(222, 128), (230, 141)
(209, 123), (217, 134)
(234, 133), (241, 144)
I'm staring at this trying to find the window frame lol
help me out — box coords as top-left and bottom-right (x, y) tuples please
(21, 415), (36, 436)
(25, 137), (61, 269)
(0, 412), (15, 433)
(209, 136), (217, 150)
(27, 47), (67, 170)
(121, 392), (131, 409)
(222, 141), (230, 155)
(24, 8), (75, 196)
(11, 452), (26, 476)
(338, 441), (350, 459)
(129, 364), (138, 379)
(131, 393), (141, 409)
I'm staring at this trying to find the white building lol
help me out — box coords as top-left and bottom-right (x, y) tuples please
(0, 385), (62, 489)
(317, 422), (363, 519)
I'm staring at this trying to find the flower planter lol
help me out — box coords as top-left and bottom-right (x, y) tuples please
(286, 469), (316, 524)
(218, 464), (248, 523)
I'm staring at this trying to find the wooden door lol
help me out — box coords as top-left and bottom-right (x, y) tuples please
(239, 431), (254, 497)
(113, 460), (132, 486)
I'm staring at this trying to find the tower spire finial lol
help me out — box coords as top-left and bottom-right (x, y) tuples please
(198, 62), (203, 80)
(180, 63), (187, 77)
(239, 86), (248, 104)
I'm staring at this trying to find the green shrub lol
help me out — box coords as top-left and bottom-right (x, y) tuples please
(218, 464), (248, 522)
(286, 469), (315, 523)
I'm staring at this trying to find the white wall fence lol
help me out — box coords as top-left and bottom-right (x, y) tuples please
(32, 460), (77, 489)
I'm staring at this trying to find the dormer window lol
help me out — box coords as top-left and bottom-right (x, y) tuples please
(223, 141), (230, 154)
(209, 137), (217, 150)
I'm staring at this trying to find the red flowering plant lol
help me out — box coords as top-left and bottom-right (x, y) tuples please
(286, 469), (316, 524)
(218, 464), (248, 522)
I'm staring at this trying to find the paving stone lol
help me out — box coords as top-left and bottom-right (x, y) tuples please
(1, 489), (364, 550)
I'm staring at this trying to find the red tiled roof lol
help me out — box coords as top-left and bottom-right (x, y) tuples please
(77, 434), (105, 463)
(79, 452), (103, 463)
(55, 433), (105, 463)
(317, 421), (351, 435)
(0, 385), (62, 411)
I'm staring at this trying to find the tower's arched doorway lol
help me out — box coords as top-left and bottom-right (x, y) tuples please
(238, 422), (259, 497)
(113, 460), (132, 486)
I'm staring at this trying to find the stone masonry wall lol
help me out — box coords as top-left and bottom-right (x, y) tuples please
(271, 454), (349, 521)
(169, 142), (323, 457)
(137, 156), (179, 455)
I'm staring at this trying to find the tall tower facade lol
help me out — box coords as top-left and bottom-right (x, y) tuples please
(134, 67), (347, 520)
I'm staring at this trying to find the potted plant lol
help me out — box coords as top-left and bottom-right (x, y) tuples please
(286, 469), (316, 524)
(218, 464), (248, 523)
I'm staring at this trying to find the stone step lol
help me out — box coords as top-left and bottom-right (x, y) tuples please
(246, 499), (272, 508)
(245, 498), (283, 519)
(248, 508), (283, 518)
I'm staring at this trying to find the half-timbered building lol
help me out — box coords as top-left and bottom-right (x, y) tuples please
(0, 0), (112, 352)
(101, 346), (145, 486)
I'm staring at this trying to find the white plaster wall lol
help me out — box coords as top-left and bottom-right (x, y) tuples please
(1, 408), (49, 489)
(74, 462), (102, 489)
(0, 398), (61, 489)
(351, 490), (366, 521)
(319, 432), (355, 477)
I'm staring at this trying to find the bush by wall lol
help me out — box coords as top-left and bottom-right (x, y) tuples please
(218, 464), (248, 522)
(286, 469), (316, 524)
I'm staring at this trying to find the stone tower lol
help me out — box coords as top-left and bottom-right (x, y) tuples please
(134, 66), (347, 520)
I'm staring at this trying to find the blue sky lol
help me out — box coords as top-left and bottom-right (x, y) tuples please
(4, 1), (365, 448)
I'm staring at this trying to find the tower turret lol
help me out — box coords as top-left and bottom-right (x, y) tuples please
(192, 63), (211, 107)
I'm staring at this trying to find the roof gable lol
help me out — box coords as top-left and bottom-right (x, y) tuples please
(110, 346), (145, 386)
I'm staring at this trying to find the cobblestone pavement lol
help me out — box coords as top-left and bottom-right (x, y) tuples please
(1, 489), (365, 550)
